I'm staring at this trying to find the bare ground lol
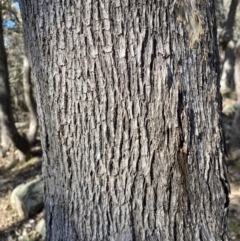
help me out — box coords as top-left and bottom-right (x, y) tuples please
(0, 144), (43, 241)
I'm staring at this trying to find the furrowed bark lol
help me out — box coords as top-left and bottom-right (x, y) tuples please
(20, 1), (229, 240)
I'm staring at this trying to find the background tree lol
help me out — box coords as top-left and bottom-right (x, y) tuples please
(0, 1), (38, 157)
(217, 0), (239, 94)
(0, 5), (30, 155)
(20, 1), (229, 240)
(230, 40), (240, 156)
(22, 47), (38, 145)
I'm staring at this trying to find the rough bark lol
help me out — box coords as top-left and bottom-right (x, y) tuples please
(20, 1), (229, 241)
(0, 7), (30, 155)
(23, 48), (38, 145)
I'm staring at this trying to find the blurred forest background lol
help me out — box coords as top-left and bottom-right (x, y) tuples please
(0, 0), (240, 240)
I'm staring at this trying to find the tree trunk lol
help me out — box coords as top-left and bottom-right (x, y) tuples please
(219, 0), (239, 45)
(0, 7), (30, 156)
(220, 40), (235, 94)
(219, 0), (239, 94)
(23, 48), (38, 145)
(230, 39), (240, 157)
(20, 1), (229, 240)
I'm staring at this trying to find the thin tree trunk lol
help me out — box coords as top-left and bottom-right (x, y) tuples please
(219, 0), (239, 93)
(220, 40), (235, 94)
(225, 0), (239, 36)
(231, 40), (240, 157)
(0, 7), (30, 155)
(219, 0), (239, 44)
(20, 1), (229, 240)
(23, 48), (38, 145)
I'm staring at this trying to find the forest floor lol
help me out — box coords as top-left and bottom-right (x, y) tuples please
(0, 142), (44, 241)
(0, 96), (240, 240)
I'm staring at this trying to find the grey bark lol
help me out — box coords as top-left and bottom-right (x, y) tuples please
(23, 48), (38, 145)
(20, 1), (229, 241)
(0, 7), (30, 155)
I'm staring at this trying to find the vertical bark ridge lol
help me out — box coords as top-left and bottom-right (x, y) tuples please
(20, 0), (229, 240)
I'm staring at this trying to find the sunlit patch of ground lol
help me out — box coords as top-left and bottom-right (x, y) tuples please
(0, 145), (43, 241)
